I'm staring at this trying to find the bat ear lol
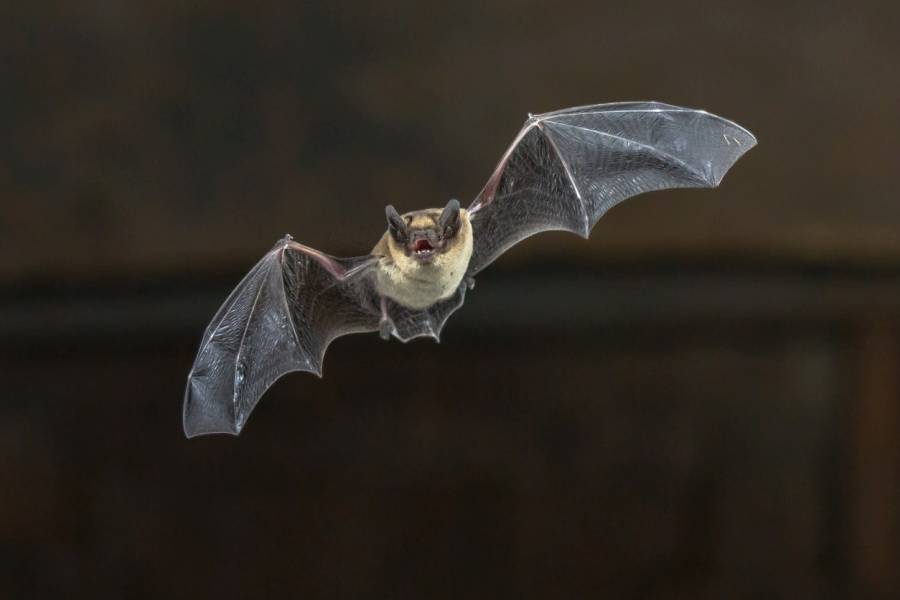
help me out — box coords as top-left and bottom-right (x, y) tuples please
(438, 199), (461, 231)
(385, 205), (407, 237)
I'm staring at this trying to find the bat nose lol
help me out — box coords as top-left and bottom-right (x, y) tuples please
(409, 229), (438, 243)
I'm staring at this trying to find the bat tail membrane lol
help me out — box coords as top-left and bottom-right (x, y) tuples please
(466, 101), (756, 275)
(183, 237), (380, 438)
(385, 283), (468, 343)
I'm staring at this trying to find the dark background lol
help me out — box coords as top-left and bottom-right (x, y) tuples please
(2, 1), (899, 598)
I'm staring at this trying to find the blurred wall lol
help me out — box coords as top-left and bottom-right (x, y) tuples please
(2, 1), (899, 599)
(3, 0), (899, 282)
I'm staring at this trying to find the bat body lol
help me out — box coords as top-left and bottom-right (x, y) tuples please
(184, 101), (757, 437)
(371, 204), (474, 312)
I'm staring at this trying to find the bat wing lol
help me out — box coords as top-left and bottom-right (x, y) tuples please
(183, 236), (468, 437)
(466, 101), (757, 275)
(183, 236), (380, 437)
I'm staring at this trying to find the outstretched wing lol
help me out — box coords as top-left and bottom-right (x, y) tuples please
(184, 236), (470, 437)
(466, 101), (757, 275)
(183, 236), (380, 437)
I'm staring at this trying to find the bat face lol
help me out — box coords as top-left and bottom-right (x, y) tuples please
(385, 200), (463, 265)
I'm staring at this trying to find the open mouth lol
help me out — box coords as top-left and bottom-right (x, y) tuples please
(412, 239), (434, 256)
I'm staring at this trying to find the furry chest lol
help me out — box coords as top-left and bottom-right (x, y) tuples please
(374, 259), (465, 310)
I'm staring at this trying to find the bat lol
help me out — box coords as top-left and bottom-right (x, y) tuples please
(183, 101), (757, 437)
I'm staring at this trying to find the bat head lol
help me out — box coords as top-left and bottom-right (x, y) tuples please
(385, 199), (463, 265)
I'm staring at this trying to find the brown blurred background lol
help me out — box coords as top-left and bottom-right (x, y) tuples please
(2, 1), (899, 598)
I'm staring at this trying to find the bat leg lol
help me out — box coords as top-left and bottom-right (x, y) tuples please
(465, 276), (476, 290)
(378, 296), (394, 340)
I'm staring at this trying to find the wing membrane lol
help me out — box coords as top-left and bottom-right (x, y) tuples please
(183, 237), (379, 437)
(467, 101), (756, 275)
(183, 236), (470, 437)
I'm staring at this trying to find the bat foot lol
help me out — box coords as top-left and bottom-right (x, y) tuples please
(465, 276), (476, 290)
(378, 319), (393, 340)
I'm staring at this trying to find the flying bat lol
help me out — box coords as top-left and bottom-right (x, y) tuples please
(183, 101), (757, 437)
